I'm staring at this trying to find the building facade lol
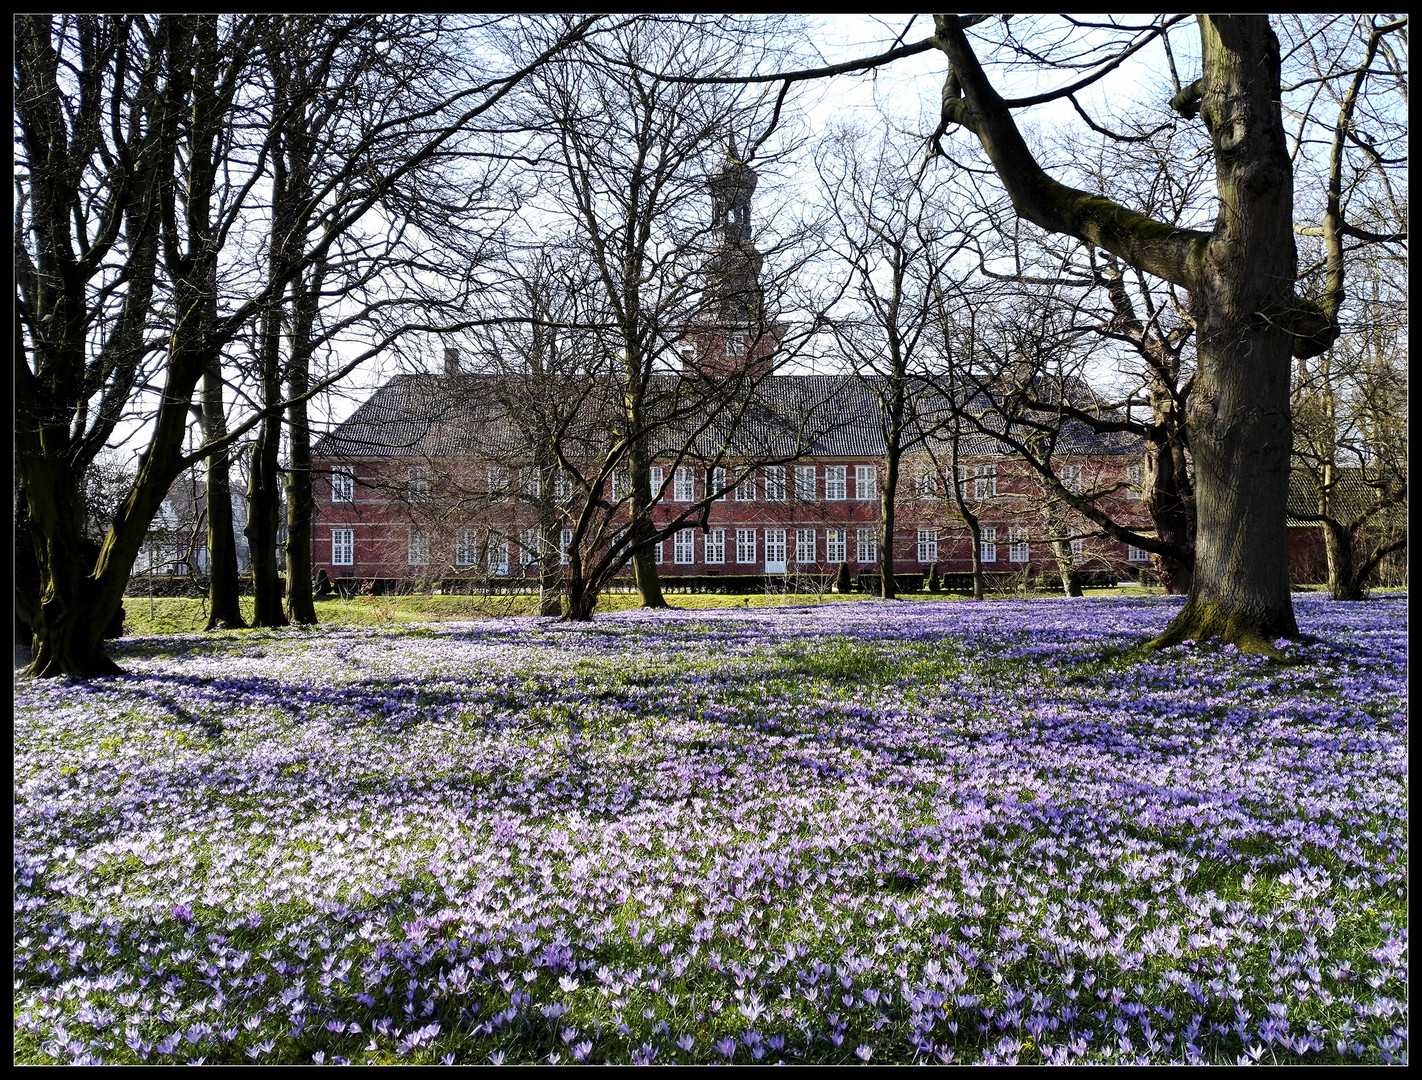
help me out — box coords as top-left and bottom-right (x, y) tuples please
(309, 371), (1153, 589)
(311, 150), (1155, 591)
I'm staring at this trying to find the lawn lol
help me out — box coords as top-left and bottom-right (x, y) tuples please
(118, 584), (1168, 636)
(13, 594), (1407, 1064)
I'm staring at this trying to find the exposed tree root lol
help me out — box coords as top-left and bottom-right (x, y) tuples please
(1147, 596), (1299, 656)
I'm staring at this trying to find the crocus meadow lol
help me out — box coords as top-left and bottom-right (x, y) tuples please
(14, 594), (1407, 1064)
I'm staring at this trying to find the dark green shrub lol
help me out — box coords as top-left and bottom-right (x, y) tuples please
(835, 562), (853, 594)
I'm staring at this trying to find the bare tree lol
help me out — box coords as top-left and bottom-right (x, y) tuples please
(514, 15), (810, 611)
(1291, 286), (1406, 599)
(1283, 14), (1408, 600)
(816, 123), (976, 599)
(15, 14), (603, 676)
(664, 15), (1369, 650)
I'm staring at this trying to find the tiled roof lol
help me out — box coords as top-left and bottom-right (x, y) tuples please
(313, 373), (1143, 462)
(1286, 467), (1407, 528)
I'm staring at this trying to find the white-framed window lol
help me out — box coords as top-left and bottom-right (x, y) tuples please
(795, 466), (816, 501)
(674, 529), (695, 564)
(408, 466), (430, 503)
(560, 528), (574, 565)
(980, 527), (997, 563)
(1070, 538), (1085, 559)
(407, 528), (430, 566)
(519, 528), (541, 565)
(764, 466), (786, 502)
(765, 528), (786, 565)
(957, 466), (971, 501)
(735, 471), (757, 501)
(520, 467), (541, 502)
(705, 529), (726, 564)
(487, 536), (509, 576)
(487, 466), (510, 503)
(974, 463), (997, 501)
(611, 469), (630, 502)
(1128, 544), (1150, 563)
(726, 335), (746, 358)
(654, 539), (664, 564)
(1061, 464), (1085, 494)
(916, 472), (937, 499)
(331, 466), (355, 503)
(856, 528), (877, 564)
(649, 466), (664, 501)
(736, 528), (757, 564)
(1126, 463), (1144, 500)
(555, 470), (575, 503)
(795, 528), (815, 564)
(673, 466), (695, 502)
(918, 529), (938, 564)
(331, 527), (354, 566)
(455, 528), (479, 566)
(855, 465), (878, 501)
(826, 528), (846, 564)
(1009, 527), (1030, 563)
(711, 466), (727, 501)
(825, 465), (847, 501)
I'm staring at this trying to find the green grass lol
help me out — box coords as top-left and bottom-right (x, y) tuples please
(118, 581), (1394, 637)
(117, 584), (1184, 636)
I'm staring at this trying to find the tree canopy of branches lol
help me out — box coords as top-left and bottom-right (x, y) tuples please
(674, 13), (1404, 650)
(497, 16), (816, 617)
(816, 123), (975, 600)
(15, 14), (601, 676)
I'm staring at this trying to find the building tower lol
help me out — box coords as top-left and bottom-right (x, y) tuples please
(691, 138), (774, 377)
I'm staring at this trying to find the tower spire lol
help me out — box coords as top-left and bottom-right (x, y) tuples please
(692, 141), (769, 377)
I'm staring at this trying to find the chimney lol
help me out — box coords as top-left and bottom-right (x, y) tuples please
(444, 346), (461, 376)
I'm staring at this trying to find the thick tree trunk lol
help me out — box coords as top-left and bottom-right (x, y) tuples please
(1150, 18), (1300, 652)
(21, 466), (125, 677)
(937, 15), (1308, 649)
(563, 570), (599, 621)
(246, 405), (288, 628)
(283, 400), (317, 624)
(1324, 520), (1364, 601)
(539, 556), (564, 616)
(631, 544), (667, 609)
(966, 517), (985, 601)
(202, 357), (247, 630)
(25, 381), (200, 676)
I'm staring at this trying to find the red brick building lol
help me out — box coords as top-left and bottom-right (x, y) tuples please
(309, 368), (1154, 590)
(311, 150), (1155, 591)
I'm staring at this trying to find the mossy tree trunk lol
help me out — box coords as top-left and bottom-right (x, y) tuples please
(936, 15), (1337, 650)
